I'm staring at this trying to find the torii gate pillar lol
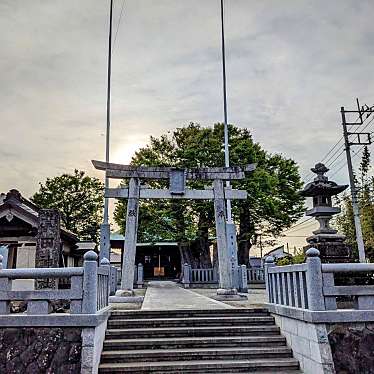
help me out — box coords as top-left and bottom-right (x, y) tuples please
(213, 179), (234, 293)
(117, 177), (140, 296)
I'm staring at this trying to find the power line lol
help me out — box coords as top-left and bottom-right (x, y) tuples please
(325, 149), (345, 170)
(304, 113), (373, 183)
(329, 119), (374, 179)
(286, 217), (314, 231)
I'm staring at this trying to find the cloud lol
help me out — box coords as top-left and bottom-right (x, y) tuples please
(1, 0), (373, 213)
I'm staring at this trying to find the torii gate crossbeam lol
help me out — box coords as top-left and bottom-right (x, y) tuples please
(92, 160), (255, 299)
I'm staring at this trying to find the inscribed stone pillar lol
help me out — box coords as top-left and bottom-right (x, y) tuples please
(121, 178), (140, 291)
(99, 223), (111, 263)
(213, 179), (233, 290)
(35, 209), (61, 289)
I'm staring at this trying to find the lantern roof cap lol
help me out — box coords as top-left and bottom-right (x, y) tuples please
(300, 163), (348, 197)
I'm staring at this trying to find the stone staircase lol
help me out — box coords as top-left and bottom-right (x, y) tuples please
(99, 308), (301, 373)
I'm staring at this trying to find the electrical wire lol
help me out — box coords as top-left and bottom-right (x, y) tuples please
(303, 113), (373, 183)
(285, 217), (314, 231)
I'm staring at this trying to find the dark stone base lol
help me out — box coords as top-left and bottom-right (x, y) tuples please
(304, 242), (352, 263)
(0, 327), (82, 374)
(328, 323), (374, 374)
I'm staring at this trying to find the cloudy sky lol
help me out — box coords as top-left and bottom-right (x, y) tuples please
(1, 0), (374, 229)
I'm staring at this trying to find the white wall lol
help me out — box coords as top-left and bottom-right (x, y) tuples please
(13, 244), (36, 290)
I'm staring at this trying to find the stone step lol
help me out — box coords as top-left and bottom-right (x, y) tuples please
(98, 357), (300, 373)
(100, 346), (293, 363)
(102, 335), (287, 350)
(109, 308), (269, 320)
(107, 315), (275, 329)
(105, 325), (280, 339)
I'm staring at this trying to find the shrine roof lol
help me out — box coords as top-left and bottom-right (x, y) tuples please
(0, 189), (79, 243)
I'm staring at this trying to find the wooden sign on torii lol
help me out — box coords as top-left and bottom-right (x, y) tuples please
(92, 160), (255, 297)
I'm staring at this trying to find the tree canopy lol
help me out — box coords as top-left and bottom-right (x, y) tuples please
(114, 123), (305, 266)
(31, 170), (104, 242)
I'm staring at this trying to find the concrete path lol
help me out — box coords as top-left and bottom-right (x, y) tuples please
(141, 281), (234, 310)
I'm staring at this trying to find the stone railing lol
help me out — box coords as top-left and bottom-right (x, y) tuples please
(265, 247), (374, 321)
(0, 250), (110, 315)
(247, 267), (265, 283)
(115, 264), (144, 288)
(265, 259), (310, 309)
(134, 263), (144, 288)
(321, 262), (374, 310)
(192, 267), (218, 283)
(182, 263), (249, 292)
(182, 265), (218, 286)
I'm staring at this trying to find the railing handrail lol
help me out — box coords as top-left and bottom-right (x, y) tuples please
(267, 263), (307, 273)
(322, 263), (374, 273)
(0, 267), (84, 279)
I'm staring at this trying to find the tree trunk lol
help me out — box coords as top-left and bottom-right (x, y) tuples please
(178, 210), (212, 269)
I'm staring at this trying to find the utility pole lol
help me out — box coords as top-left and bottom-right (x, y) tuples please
(99, 0), (113, 262)
(341, 99), (372, 263)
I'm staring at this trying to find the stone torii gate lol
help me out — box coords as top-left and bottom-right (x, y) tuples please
(92, 160), (255, 298)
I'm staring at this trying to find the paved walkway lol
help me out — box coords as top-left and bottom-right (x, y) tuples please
(141, 281), (234, 310)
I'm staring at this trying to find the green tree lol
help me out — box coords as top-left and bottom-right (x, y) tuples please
(31, 170), (104, 242)
(114, 123), (305, 266)
(276, 250), (306, 266)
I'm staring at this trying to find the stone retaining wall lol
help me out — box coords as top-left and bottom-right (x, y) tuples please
(328, 322), (374, 374)
(273, 314), (335, 374)
(0, 327), (82, 373)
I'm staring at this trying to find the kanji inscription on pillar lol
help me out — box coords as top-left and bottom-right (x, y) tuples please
(35, 209), (61, 289)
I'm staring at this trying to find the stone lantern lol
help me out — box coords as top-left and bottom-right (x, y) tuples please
(300, 163), (351, 262)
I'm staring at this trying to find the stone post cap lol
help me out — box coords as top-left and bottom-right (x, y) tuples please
(265, 256), (275, 263)
(306, 247), (320, 257)
(100, 257), (110, 266)
(84, 250), (98, 261)
(138, 263), (143, 267)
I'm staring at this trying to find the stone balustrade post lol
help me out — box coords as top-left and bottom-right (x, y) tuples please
(231, 257), (239, 290)
(100, 258), (110, 306)
(82, 251), (98, 314)
(134, 265), (138, 284)
(109, 266), (118, 295)
(183, 263), (190, 288)
(137, 263), (144, 288)
(305, 248), (325, 311)
(264, 256), (275, 303)
(239, 264), (248, 293)
(0, 255), (11, 314)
